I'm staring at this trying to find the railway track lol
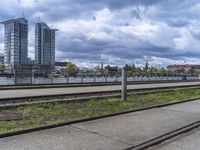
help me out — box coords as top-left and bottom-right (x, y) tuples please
(1, 96), (200, 150)
(0, 85), (200, 109)
(126, 120), (200, 150)
(1, 83), (200, 149)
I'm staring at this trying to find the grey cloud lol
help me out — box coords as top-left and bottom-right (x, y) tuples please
(0, 0), (200, 66)
(166, 19), (189, 27)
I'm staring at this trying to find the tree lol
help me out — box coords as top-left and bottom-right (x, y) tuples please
(160, 68), (168, 75)
(0, 64), (5, 73)
(135, 67), (142, 74)
(66, 63), (77, 75)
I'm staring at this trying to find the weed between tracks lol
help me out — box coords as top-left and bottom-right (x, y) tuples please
(0, 88), (200, 134)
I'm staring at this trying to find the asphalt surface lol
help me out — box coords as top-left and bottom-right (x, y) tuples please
(1, 99), (200, 150)
(1, 81), (200, 99)
(153, 127), (200, 150)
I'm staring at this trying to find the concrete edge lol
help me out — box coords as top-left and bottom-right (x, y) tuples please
(0, 97), (199, 139)
(127, 121), (200, 150)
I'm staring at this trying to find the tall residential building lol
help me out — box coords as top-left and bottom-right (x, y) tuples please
(1, 18), (28, 69)
(0, 54), (4, 64)
(35, 22), (58, 71)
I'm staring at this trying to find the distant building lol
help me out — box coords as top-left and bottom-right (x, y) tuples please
(55, 62), (69, 67)
(55, 62), (69, 74)
(101, 63), (104, 73)
(1, 18), (28, 70)
(167, 64), (200, 73)
(35, 22), (58, 73)
(104, 65), (118, 75)
(0, 54), (4, 64)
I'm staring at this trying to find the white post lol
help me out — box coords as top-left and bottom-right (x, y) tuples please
(32, 70), (35, 84)
(105, 74), (107, 82)
(66, 72), (69, 83)
(14, 70), (17, 85)
(121, 67), (127, 101)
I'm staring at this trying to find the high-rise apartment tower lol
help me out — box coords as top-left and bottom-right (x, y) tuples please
(1, 18), (28, 69)
(35, 22), (58, 71)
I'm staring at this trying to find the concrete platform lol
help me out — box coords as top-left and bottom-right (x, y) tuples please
(154, 127), (200, 150)
(1, 99), (200, 150)
(0, 81), (200, 99)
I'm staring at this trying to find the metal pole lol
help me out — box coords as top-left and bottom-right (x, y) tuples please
(14, 70), (17, 85)
(167, 73), (169, 80)
(51, 76), (53, 84)
(81, 71), (83, 83)
(121, 67), (127, 101)
(148, 73), (150, 81)
(66, 72), (69, 83)
(94, 72), (96, 83)
(141, 72), (143, 81)
(32, 70), (34, 85)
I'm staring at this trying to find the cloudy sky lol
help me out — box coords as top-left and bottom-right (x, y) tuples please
(1, 0), (200, 67)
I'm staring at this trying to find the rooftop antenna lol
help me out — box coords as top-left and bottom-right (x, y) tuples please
(38, 13), (42, 22)
(143, 56), (153, 67)
(22, 6), (25, 18)
(182, 59), (186, 65)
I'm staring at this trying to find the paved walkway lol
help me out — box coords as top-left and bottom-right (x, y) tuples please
(1, 99), (200, 150)
(1, 81), (200, 99)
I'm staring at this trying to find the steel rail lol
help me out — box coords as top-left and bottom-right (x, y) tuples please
(126, 121), (200, 150)
(0, 97), (200, 139)
(0, 85), (200, 109)
(0, 84), (200, 104)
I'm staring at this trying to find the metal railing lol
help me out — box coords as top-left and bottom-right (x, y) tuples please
(0, 72), (199, 86)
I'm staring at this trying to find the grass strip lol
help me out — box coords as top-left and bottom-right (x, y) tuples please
(1, 88), (200, 134)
